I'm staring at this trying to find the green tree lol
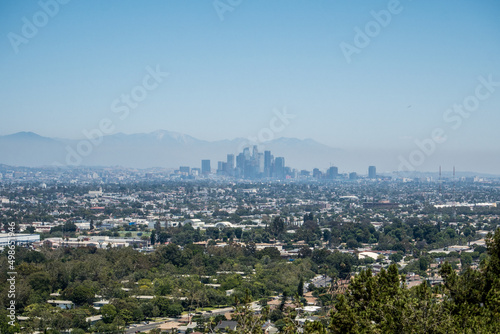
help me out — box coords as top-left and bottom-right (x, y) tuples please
(231, 290), (269, 334)
(269, 216), (285, 239)
(0, 310), (21, 334)
(65, 284), (95, 305)
(101, 304), (117, 323)
(256, 247), (281, 261)
(460, 252), (473, 269)
(151, 229), (156, 245)
(329, 294), (359, 334)
(304, 320), (327, 334)
(389, 252), (403, 263)
(119, 308), (133, 324)
(298, 277), (304, 297)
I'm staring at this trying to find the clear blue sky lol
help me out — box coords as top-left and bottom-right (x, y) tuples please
(1, 0), (499, 171)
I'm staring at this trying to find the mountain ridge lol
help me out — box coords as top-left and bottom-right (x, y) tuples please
(0, 130), (342, 170)
(2, 131), (500, 175)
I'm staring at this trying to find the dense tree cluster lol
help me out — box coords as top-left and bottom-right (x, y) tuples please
(328, 229), (500, 333)
(2, 229), (499, 332)
(0, 237), (357, 332)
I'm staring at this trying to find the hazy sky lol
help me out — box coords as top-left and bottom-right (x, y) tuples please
(1, 1), (499, 168)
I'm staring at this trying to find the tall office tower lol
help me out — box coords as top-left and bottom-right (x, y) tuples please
(368, 166), (377, 179)
(326, 166), (339, 179)
(300, 170), (310, 177)
(313, 168), (321, 178)
(275, 157), (285, 179)
(258, 153), (264, 173)
(226, 154), (235, 176)
(252, 145), (259, 158)
(243, 147), (251, 159)
(201, 160), (211, 175)
(236, 153), (245, 170)
(179, 166), (190, 175)
(227, 154), (235, 170)
(217, 161), (227, 175)
(264, 150), (272, 176)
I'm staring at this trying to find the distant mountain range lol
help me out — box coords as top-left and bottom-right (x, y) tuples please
(0, 131), (344, 170)
(2, 131), (499, 176)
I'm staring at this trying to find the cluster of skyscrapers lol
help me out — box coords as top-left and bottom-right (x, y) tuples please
(213, 146), (286, 179)
(175, 146), (377, 181)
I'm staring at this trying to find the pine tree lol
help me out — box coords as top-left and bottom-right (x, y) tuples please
(298, 277), (304, 297)
(150, 230), (156, 246)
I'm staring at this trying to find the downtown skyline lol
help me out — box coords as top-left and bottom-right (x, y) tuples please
(1, 1), (499, 174)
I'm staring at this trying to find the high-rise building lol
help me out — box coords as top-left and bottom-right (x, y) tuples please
(313, 168), (322, 178)
(217, 161), (227, 175)
(264, 151), (272, 177)
(300, 170), (310, 177)
(252, 145), (258, 159)
(201, 160), (211, 175)
(226, 154), (235, 176)
(326, 166), (338, 179)
(227, 154), (234, 170)
(368, 166), (376, 179)
(236, 153), (245, 169)
(179, 166), (190, 175)
(349, 172), (358, 180)
(275, 157), (285, 179)
(243, 147), (251, 160)
(257, 153), (264, 174)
